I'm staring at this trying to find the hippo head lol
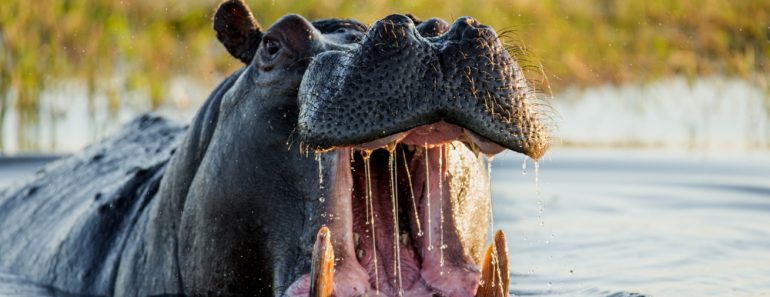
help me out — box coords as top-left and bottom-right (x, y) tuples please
(187, 1), (549, 296)
(292, 13), (550, 297)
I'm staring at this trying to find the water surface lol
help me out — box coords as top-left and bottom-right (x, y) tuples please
(3, 148), (769, 296)
(495, 148), (770, 296)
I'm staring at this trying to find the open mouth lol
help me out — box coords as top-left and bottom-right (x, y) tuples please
(291, 14), (549, 297)
(287, 122), (511, 297)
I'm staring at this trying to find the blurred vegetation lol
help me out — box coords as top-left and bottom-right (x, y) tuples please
(0, 0), (769, 151)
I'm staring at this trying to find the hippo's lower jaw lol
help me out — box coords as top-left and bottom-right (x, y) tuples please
(287, 122), (510, 297)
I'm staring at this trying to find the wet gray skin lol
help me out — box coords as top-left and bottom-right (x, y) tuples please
(0, 1), (549, 296)
(298, 14), (549, 159)
(0, 1), (366, 296)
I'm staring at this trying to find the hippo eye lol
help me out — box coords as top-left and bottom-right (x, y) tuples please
(263, 38), (280, 57)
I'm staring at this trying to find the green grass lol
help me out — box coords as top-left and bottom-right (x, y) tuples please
(1, 0), (769, 148)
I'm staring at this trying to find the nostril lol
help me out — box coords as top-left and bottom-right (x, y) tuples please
(456, 16), (480, 28)
(416, 18), (449, 37)
(445, 17), (476, 40)
(446, 17), (496, 42)
(381, 14), (413, 26)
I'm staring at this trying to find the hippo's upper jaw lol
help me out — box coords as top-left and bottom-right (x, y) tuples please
(292, 14), (549, 297)
(298, 14), (549, 161)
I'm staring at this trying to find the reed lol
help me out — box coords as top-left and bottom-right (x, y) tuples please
(1, 0), (768, 150)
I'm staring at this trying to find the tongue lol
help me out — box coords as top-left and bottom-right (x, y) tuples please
(409, 146), (481, 296)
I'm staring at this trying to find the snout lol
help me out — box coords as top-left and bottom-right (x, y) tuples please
(298, 14), (549, 159)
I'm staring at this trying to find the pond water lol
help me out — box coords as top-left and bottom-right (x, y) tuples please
(494, 148), (770, 297)
(2, 148), (769, 296)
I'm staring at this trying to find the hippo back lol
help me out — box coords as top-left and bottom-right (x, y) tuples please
(0, 114), (185, 295)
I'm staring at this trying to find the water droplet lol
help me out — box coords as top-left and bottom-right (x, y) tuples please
(401, 149), (422, 238)
(316, 152), (324, 189)
(425, 142), (433, 248)
(534, 160), (545, 227)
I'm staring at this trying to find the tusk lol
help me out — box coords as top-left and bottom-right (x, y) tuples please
(310, 226), (335, 297)
(476, 230), (509, 297)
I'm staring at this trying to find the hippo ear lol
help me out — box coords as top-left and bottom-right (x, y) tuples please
(213, 0), (263, 64)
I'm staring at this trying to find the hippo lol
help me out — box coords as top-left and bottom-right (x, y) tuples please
(0, 1), (549, 296)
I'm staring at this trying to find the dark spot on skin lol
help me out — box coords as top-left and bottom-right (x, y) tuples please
(91, 153), (105, 162)
(25, 185), (39, 197)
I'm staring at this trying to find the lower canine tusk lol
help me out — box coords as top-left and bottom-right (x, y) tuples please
(310, 226), (335, 297)
(476, 230), (509, 297)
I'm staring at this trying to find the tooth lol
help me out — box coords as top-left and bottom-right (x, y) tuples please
(465, 140), (480, 158)
(310, 226), (335, 297)
(476, 230), (509, 297)
(357, 248), (365, 260)
(401, 232), (410, 245)
(462, 130), (482, 158)
(354, 232), (361, 247)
